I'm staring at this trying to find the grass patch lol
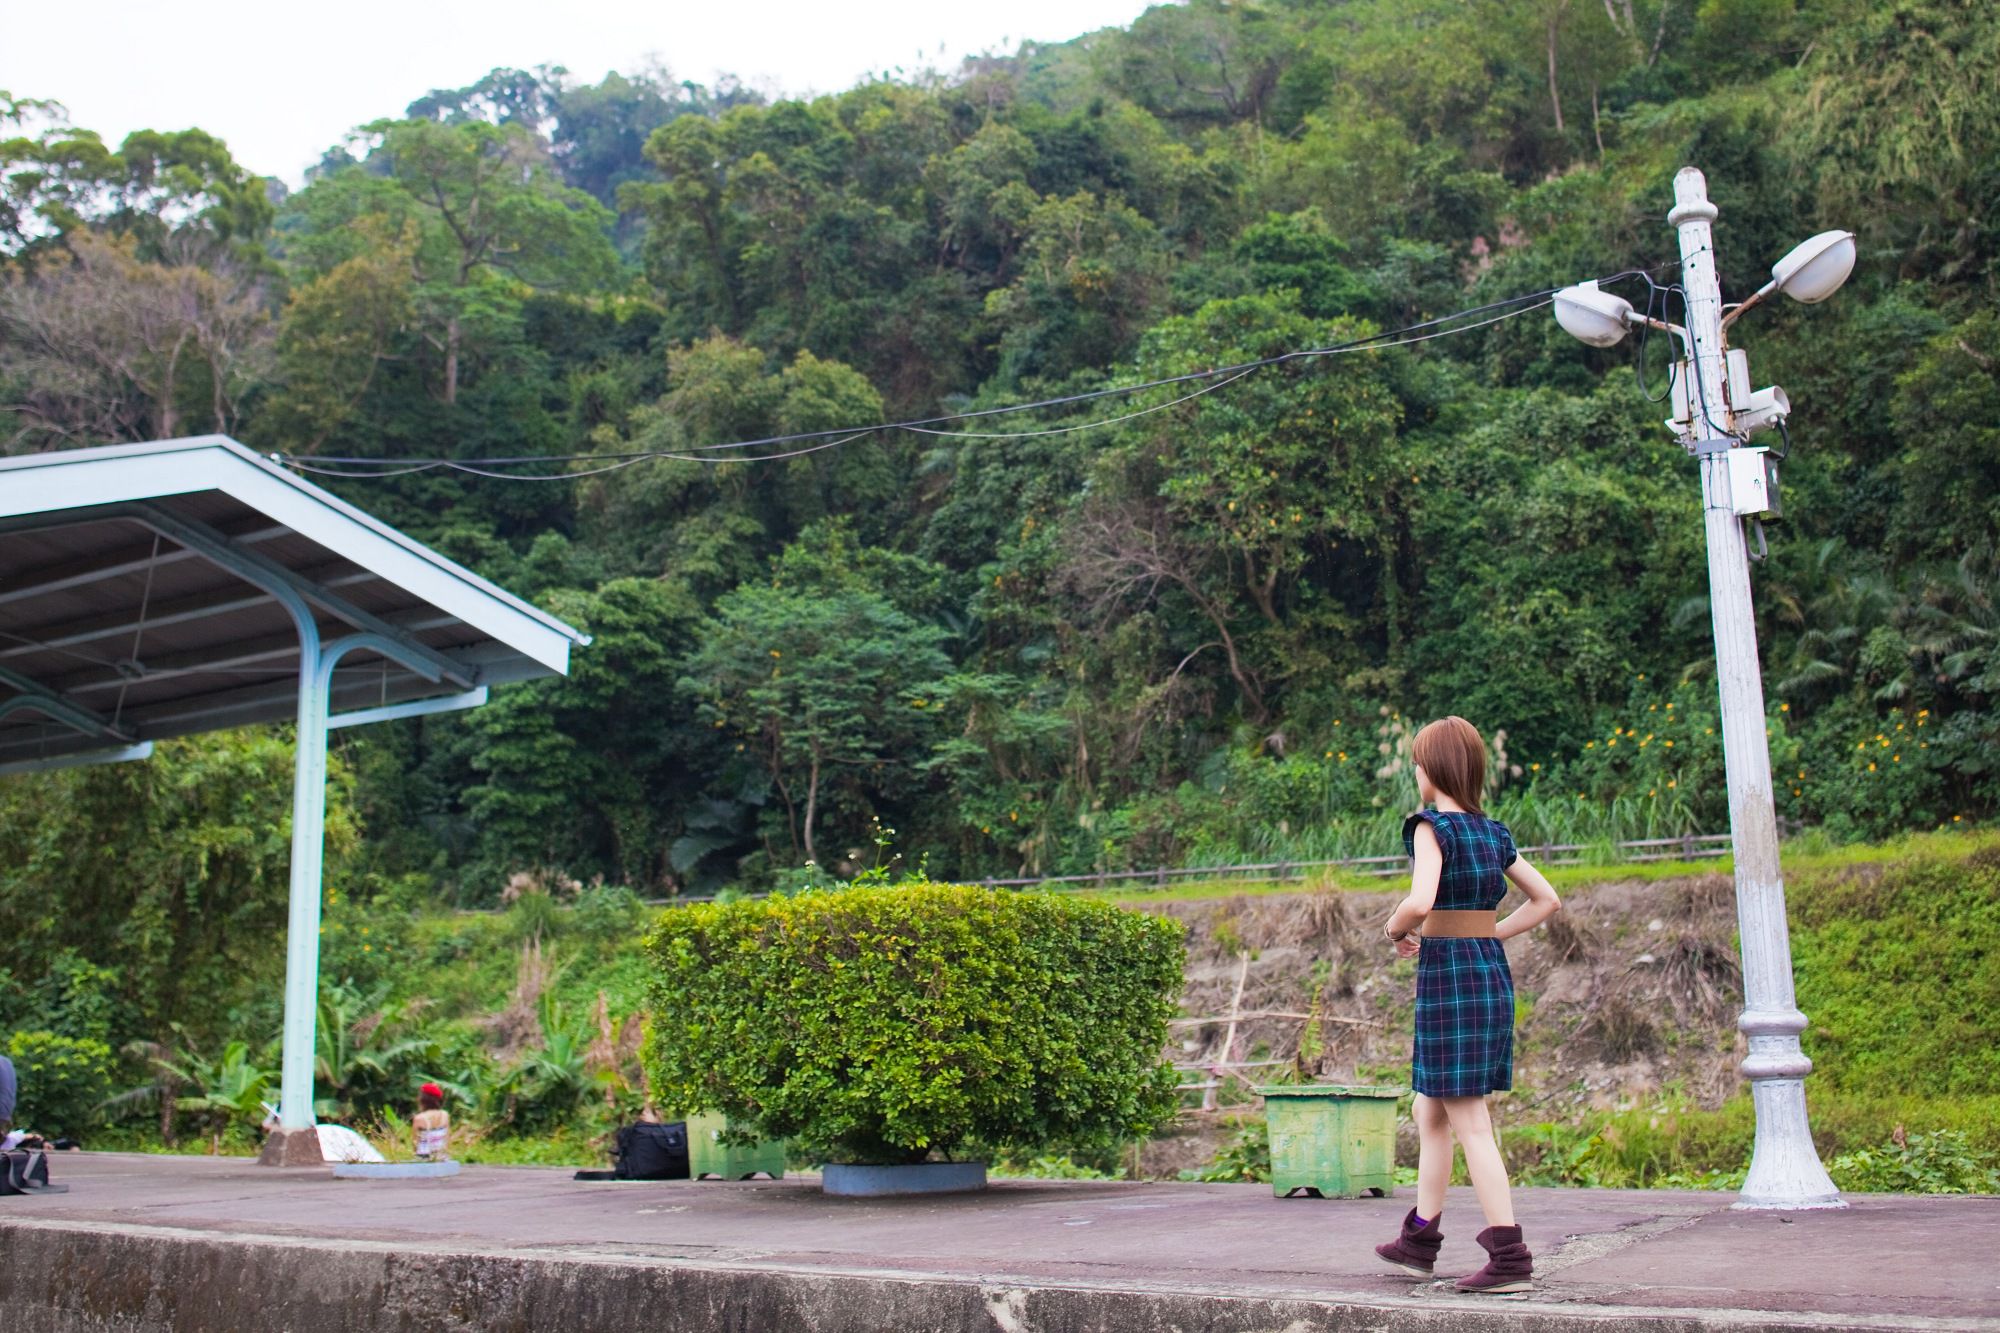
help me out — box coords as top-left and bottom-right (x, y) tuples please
(1505, 1092), (2000, 1191)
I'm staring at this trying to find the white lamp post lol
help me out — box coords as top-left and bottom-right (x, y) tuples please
(1553, 167), (1850, 1210)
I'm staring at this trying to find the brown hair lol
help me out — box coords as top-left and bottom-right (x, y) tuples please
(418, 1088), (444, 1111)
(1413, 716), (1488, 813)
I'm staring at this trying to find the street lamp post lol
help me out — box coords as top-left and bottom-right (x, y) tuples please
(1556, 166), (1852, 1210)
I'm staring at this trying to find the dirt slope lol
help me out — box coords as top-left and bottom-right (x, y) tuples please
(1127, 868), (1819, 1177)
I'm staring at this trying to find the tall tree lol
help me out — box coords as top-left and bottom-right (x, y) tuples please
(0, 231), (270, 450)
(285, 119), (618, 404)
(1, 97), (273, 268)
(681, 576), (950, 868)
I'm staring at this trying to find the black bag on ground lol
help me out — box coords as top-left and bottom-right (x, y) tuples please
(2, 1149), (66, 1195)
(573, 1120), (689, 1181)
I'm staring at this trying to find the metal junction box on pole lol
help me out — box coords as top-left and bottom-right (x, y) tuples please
(1724, 447), (1782, 519)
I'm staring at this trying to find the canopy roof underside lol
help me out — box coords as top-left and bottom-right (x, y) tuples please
(0, 436), (584, 771)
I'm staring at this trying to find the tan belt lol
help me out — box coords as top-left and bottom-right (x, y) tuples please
(1420, 910), (1497, 939)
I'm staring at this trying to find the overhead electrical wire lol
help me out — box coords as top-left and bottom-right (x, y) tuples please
(276, 269), (1662, 484)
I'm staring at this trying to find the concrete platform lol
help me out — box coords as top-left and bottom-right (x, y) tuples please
(0, 1153), (1994, 1331)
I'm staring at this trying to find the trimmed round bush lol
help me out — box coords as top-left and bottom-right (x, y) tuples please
(642, 881), (1186, 1165)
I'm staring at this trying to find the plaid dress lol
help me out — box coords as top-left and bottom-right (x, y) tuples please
(1402, 809), (1519, 1098)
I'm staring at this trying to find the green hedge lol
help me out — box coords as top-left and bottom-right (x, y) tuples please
(642, 881), (1185, 1165)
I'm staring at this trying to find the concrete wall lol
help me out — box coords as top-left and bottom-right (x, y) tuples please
(0, 1218), (1859, 1333)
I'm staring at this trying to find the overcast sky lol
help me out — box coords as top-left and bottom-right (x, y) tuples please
(3, 0), (1155, 186)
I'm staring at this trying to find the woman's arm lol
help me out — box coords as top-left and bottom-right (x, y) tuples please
(1495, 854), (1562, 941)
(1385, 821), (1443, 942)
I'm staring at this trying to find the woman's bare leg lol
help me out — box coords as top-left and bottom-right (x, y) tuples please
(1441, 1095), (1514, 1227)
(1413, 1093), (1454, 1220)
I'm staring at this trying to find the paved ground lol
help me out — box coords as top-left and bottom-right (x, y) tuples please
(1, 1153), (1995, 1331)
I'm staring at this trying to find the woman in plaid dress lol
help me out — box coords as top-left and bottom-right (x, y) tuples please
(1373, 717), (1563, 1294)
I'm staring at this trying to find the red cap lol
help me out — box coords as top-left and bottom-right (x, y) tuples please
(419, 1082), (444, 1099)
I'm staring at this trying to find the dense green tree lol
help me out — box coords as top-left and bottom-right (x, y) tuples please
(460, 577), (704, 890)
(282, 118), (618, 405)
(0, 95), (273, 267)
(681, 568), (951, 869)
(0, 733), (357, 1053)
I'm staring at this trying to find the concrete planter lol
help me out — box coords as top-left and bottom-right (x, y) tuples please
(1254, 1083), (1402, 1199)
(820, 1161), (987, 1197)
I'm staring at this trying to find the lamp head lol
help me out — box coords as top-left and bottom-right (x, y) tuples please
(1553, 280), (1635, 347)
(1770, 230), (1855, 304)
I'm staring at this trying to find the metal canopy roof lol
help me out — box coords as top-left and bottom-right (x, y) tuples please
(0, 435), (587, 772)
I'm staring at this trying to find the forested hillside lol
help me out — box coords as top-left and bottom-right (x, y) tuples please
(4, 0), (1995, 918)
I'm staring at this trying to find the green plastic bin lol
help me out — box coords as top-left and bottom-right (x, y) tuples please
(686, 1111), (786, 1181)
(1255, 1083), (1403, 1199)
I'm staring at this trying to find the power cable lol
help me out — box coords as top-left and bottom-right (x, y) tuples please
(276, 270), (1655, 483)
(895, 369), (1259, 440)
(1632, 273), (1676, 405)
(1672, 281), (1737, 443)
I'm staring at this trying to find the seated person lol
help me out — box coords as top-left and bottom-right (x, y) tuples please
(413, 1083), (450, 1160)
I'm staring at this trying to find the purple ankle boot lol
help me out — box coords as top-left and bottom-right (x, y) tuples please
(1374, 1208), (1443, 1278)
(1455, 1224), (1534, 1294)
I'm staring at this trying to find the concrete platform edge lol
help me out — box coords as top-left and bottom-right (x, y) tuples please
(0, 1215), (1976, 1333)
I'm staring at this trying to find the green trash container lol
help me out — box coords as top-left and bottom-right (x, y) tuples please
(686, 1111), (786, 1181)
(1255, 1083), (1403, 1199)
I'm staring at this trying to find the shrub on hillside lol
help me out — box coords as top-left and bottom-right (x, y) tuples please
(1827, 1129), (2000, 1195)
(642, 881), (1185, 1165)
(6, 1030), (113, 1136)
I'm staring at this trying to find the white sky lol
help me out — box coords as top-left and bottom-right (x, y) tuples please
(2, 0), (1155, 186)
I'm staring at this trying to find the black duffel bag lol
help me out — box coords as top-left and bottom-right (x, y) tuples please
(574, 1120), (690, 1181)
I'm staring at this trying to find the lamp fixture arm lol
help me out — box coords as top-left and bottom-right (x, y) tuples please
(1720, 280), (1778, 333)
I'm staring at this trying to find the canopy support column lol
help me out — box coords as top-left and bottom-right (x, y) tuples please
(263, 617), (448, 1163)
(275, 612), (327, 1134)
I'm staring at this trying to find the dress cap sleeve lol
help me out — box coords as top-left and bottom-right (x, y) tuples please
(1402, 808), (1452, 860)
